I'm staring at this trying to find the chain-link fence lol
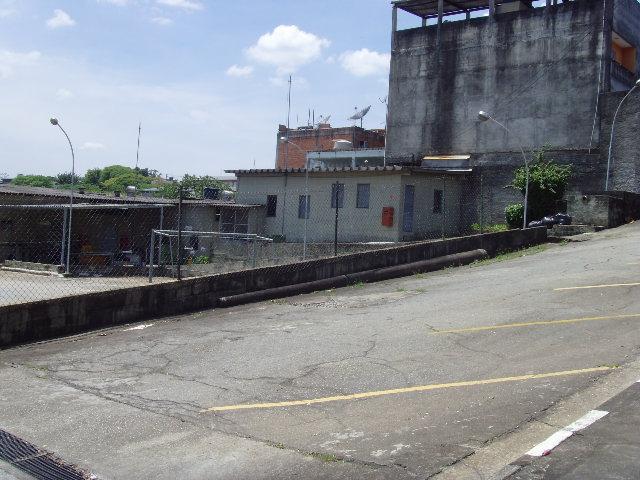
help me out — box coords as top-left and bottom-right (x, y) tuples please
(0, 170), (508, 306)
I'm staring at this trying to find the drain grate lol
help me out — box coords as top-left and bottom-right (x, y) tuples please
(0, 428), (96, 480)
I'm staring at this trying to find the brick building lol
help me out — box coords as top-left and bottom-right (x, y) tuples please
(276, 124), (385, 169)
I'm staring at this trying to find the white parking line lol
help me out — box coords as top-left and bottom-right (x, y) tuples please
(526, 410), (608, 457)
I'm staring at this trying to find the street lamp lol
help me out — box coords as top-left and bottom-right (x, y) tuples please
(50, 117), (76, 274)
(280, 136), (310, 259)
(478, 111), (530, 230)
(605, 78), (640, 191)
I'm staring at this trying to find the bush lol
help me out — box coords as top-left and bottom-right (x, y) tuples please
(471, 223), (508, 233)
(511, 150), (571, 221)
(505, 203), (524, 229)
(193, 255), (210, 264)
(12, 175), (55, 188)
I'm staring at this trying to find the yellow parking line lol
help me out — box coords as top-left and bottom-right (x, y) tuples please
(201, 366), (613, 413)
(431, 313), (640, 335)
(555, 282), (640, 291)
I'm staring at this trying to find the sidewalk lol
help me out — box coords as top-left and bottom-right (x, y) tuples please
(506, 381), (640, 479)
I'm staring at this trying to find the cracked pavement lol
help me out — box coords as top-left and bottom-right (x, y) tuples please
(1, 223), (640, 479)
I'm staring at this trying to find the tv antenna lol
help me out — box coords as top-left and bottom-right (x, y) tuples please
(349, 105), (371, 128)
(315, 114), (331, 126)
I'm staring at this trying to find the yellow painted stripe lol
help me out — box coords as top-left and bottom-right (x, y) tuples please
(201, 366), (613, 413)
(555, 282), (640, 291)
(431, 313), (640, 335)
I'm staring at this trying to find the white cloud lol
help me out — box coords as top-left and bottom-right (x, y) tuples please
(97, 0), (129, 5)
(151, 16), (173, 26)
(80, 142), (106, 150)
(247, 25), (330, 76)
(0, 50), (41, 79)
(157, 0), (203, 11)
(226, 64), (253, 78)
(339, 49), (390, 77)
(46, 9), (76, 29)
(0, 8), (15, 18)
(56, 88), (74, 100)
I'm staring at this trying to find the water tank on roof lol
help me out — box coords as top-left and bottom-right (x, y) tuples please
(333, 140), (353, 151)
(203, 187), (221, 200)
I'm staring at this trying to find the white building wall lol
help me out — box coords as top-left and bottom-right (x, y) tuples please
(236, 173), (404, 242)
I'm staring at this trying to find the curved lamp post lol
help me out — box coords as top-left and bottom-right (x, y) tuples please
(50, 117), (75, 274)
(478, 111), (530, 230)
(279, 137), (310, 259)
(606, 78), (640, 191)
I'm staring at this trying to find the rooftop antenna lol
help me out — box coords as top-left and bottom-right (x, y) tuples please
(349, 105), (371, 128)
(316, 114), (331, 126)
(135, 121), (142, 169)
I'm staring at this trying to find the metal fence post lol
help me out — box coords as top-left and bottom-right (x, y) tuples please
(177, 186), (183, 281)
(60, 207), (68, 267)
(334, 181), (340, 256)
(148, 230), (155, 283)
(252, 236), (257, 268)
(479, 169), (484, 234)
(441, 177), (446, 240)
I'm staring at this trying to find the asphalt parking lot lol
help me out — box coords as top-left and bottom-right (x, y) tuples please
(1, 223), (639, 479)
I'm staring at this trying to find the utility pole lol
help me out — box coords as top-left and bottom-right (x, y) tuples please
(136, 122), (142, 169)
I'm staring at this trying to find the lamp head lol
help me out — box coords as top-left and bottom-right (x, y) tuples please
(477, 111), (490, 122)
(635, 79), (640, 87)
(279, 136), (288, 143)
(49, 117), (59, 126)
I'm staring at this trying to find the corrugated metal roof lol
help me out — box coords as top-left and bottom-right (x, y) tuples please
(227, 165), (472, 176)
(0, 185), (260, 208)
(226, 166), (407, 175)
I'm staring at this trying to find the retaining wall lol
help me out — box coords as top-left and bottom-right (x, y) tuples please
(0, 227), (547, 347)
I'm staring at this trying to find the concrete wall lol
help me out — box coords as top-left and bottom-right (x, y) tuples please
(400, 175), (464, 239)
(600, 91), (640, 193)
(468, 150), (606, 223)
(387, 1), (606, 163)
(567, 191), (640, 227)
(0, 227), (547, 347)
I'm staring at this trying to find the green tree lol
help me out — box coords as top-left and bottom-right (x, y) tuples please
(102, 172), (153, 193)
(12, 175), (55, 188)
(509, 150), (572, 222)
(56, 172), (82, 185)
(159, 175), (228, 199)
(99, 165), (135, 184)
(84, 168), (102, 186)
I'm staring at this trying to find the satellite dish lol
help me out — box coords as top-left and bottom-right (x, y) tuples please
(348, 105), (371, 128)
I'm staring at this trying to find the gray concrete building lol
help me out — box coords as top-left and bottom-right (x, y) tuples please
(387, 0), (640, 222)
(229, 167), (470, 242)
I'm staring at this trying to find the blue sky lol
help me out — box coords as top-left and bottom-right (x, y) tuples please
(0, 0), (424, 179)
